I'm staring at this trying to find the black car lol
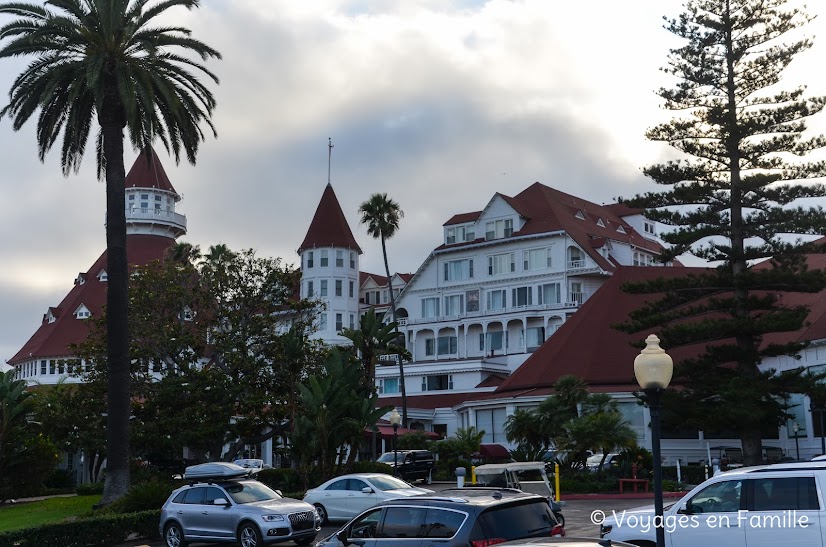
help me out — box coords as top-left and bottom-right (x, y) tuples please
(375, 450), (435, 483)
(318, 487), (565, 547)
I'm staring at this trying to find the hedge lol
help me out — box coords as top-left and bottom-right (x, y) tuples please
(0, 509), (160, 547)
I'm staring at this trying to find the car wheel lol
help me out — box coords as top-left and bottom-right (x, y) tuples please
(239, 521), (263, 547)
(314, 503), (329, 524)
(164, 522), (188, 547)
(295, 535), (317, 546)
(553, 511), (565, 528)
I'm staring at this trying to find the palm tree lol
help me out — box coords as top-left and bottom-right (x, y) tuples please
(358, 193), (407, 424)
(341, 308), (409, 393)
(0, 0), (220, 504)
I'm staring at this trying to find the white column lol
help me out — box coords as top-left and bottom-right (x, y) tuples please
(262, 436), (273, 467)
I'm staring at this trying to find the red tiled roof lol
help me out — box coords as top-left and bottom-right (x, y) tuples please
(377, 392), (480, 410)
(361, 271), (388, 286)
(435, 183), (664, 272)
(8, 235), (176, 365)
(444, 211), (482, 226)
(493, 266), (713, 395)
(298, 184), (362, 254)
(397, 273), (414, 283)
(604, 202), (643, 217)
(479, 443), (511, 458)
(125, 147), (178, 195)
(476, 374), (507, 388)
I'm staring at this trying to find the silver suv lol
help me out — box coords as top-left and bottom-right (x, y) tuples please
(159, 478), (320, 547)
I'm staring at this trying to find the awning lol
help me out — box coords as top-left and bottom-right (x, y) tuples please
(369, 425), (441, 439)
(479, 443), (511, 459)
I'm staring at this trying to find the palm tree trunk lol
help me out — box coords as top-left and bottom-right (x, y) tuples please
(381, 235), (407, 428)
(99, 101), (131, 505)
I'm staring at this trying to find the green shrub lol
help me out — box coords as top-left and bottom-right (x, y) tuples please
(281, 491), (307, 500)
(76, 482), (104, 496)
(661, 480), (686, 492)
(256, 468), (301, 492)
(350, 461), (393, 475)
(108, 480), (174, 513)
(44, 469), (76, 490)
(0, 509), (160, 547)
(397, 431), (431, 450)
(662, 465), (707, 485)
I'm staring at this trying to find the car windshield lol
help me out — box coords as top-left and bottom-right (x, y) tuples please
(368, 475), (414, 491)
(223, 481), (281, 504)
(377, 452), (402, 463)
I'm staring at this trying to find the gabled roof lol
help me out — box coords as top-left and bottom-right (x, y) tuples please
(8, 235), (176, 365)
(444, 211), (482, 226)
(434, 182), (665, 273)
(125, 147), (178, 196)
(298, 184), (362, 254)
(360, 271), (388, 287)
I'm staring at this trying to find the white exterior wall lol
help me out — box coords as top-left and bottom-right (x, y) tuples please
(301, 246), (361, 346)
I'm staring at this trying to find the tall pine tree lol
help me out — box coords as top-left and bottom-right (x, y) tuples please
(619, 0), (826, 465)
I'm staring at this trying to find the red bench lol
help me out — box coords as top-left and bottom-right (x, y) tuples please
(618, 478), (649, 494)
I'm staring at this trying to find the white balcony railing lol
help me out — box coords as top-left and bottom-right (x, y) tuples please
(404, 296), (590, 326)
(126, 207), (187, 230)
(568, 260), (585, 269)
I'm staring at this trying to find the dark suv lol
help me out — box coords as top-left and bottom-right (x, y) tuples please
(376, 450), (434, 483)
(318, 487), (564, 547)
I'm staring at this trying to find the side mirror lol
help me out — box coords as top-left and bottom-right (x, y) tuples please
(361, 487), (374, 494)
(213, 498), (230, 506)
(276, 489), (283, 497)
(336, 529), (350, 546)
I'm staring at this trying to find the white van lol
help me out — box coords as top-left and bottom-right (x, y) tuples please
(600, 460), (826, 547)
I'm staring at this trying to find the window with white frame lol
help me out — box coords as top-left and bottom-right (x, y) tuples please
(526, 327), (545, 349)
(476, 408), (507, 443)
(154, 195), (162, 211)
(524, 248), (551, 271)
(350, 251), (356, 269)
(422, 374), (453, 391)
(307, 281), (314, 297)
(335, 313), (343, 332)
(421, 297), (440, 318)
(446, 225), (475, 244)
(488, 253), (515, 275)
(141, 193), (149, 209)
(438, 335), (458, 355)
(633, 252), (655, 266)
(483, 331), (504, 351)
(425, 338), (435, 356)
(444, 259), (474, 281)
(444, 294), (464, 316)
(336, 250), (344, 267)
(487, 289), (506, 311)
(319, 313), (327, 331)
(644, 221), (656, 235)
(538, 283), (561, 305)
(320, 249), (329, 267)
(512, 286), (532, 307)
(307, 251), (314, 268)
(485, 218), (513, 240)
(320, 280), (328, 296)
(335, 279), (342, 296)
(380, 377), (400, 394)
(349, 281), (354, 298)
(568, 247), (584, 268)
(349, 314), (355, 329)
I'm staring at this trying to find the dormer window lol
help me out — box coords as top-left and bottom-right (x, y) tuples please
(75, 274), (86, 286)
(181, 307), (194, 321)
(485, 219), (513, 240)
(575, 210), (585, 220)
(46, 309), (57, 324)
(617, 225), (627, 234)
(74, 304), (91, 319)
(446, 225), (475, 245)
(644, 221), (656, 235)
(97, 270), (108, 282)
(596, 218), (605, 228)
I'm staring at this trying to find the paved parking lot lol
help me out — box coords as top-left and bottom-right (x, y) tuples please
(130, 482), (659, 546)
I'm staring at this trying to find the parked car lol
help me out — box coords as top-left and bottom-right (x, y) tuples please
(585, 453), (619, 471)
(317, 487), (565, 547)
(303, 473), (433, 523)
(473, 461), (565, 526)
(159, 462), (320, 547)
(497, 538), (637, 547)
(375, 449), (435, 483)
(600, 459), (826, 546)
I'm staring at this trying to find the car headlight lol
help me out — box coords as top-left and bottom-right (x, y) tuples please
(262, 514), (285, 522)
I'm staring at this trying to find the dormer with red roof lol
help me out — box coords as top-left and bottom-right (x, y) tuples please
(298, 183), (362, 346)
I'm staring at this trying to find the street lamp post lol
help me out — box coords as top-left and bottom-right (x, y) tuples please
(634, 334), (673, 547)
(793, 422), (801, 461)
(389, 409), (401, 477)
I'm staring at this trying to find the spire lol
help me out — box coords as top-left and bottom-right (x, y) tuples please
(299, 184), (362, 254)
(125, 147), (178, 196)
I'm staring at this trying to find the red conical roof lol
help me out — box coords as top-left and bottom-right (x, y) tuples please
(125, 147), (178, 195)
(298, 184), (362, 254)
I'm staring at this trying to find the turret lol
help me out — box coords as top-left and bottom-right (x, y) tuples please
(124, 147), (187, 239)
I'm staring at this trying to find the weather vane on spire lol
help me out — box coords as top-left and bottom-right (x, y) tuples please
(328, 137), (334, 185)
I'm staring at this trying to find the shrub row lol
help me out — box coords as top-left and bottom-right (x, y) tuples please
(0, 509), (160, 547)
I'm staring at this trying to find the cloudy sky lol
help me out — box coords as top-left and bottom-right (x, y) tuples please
(2, 0), (826, 363)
